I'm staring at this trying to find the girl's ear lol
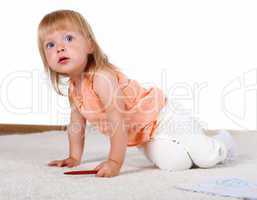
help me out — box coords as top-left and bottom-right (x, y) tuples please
(87, 38), (95, 54)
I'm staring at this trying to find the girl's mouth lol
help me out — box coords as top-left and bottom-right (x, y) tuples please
(58, 57), (70, 64)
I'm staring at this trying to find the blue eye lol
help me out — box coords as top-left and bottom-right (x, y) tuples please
(64, 35), (73, 42)
(46, 42), (55, 49)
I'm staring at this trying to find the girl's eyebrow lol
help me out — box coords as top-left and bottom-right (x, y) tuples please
(43, 32), (62, 45)
(43, 39), (53, 46)
(43, 31), (78, 45)
(43, 35), (54, 44)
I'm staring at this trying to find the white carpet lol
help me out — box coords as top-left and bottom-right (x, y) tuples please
(0, 128), (257, 200)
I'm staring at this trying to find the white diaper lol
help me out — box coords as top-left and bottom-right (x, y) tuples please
(153, 98), (205, 138)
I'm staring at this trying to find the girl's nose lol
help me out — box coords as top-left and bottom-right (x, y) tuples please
(57, 45), (65, 53)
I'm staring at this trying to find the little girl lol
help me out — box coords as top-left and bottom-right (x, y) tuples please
(37, 10), (236, 177)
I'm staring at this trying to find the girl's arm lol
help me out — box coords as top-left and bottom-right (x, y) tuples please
(107, 106), (128, 165)
(92, 69), (128, 177)
(48, 104), (86, 168)
(68, 104), (87, 162)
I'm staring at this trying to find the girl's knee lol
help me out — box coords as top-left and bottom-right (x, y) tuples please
(143, 137), (193, 171)
(192, 141), (228, 168)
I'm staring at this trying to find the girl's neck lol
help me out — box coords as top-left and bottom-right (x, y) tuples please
(70, 73), (85, 95)
(69, 66), (88, 86)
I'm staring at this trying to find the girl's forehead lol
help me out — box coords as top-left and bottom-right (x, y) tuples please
(40, 20), (82, 40)
(44, 29), (70, 38)
(43, 28), (81, 41)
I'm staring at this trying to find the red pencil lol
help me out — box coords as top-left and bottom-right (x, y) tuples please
(64, 170), (98, 175)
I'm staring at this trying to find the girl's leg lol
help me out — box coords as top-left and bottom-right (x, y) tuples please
(138, 98), (229, 170)
(139, 136), (193, 171)
(137, 99), (194, 171)
(139, 131), (228, 170)
(173, 132), (228, 168)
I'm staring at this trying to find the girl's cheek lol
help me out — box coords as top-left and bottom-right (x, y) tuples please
(46, 55), (55, 68)
(45, 53), (51, 63)
(46, 51), (54, 62)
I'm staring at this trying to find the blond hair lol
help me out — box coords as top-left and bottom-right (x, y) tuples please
(37, 9), (118, 95)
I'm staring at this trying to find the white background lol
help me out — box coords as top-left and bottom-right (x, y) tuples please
(0, 0), (256, 130)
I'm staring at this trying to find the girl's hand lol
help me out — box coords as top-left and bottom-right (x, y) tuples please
(94, 159), (122, 177)
(48, 157), (80, 168)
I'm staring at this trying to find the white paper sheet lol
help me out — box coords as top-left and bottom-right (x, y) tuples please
(175, 177), (257, 199)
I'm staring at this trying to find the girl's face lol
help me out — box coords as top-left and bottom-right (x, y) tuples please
(43, 29), (93, 78)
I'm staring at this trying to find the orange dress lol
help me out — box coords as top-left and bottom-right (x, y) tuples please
(68, 69), (167, 147)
